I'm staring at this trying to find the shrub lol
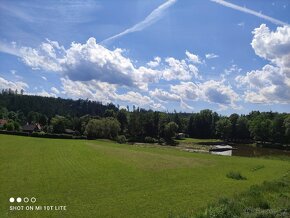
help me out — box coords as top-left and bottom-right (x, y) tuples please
(0, 130), (30, 136)
(226, 171), (247, 180)
(116, 135), (127, 144)
(5, 122), (14, 131)
(144, 136), (157, 143)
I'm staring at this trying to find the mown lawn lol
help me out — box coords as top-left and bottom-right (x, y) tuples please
(0, 135), (289, 218)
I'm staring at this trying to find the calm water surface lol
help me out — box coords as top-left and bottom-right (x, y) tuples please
(211, 144), (290, 157)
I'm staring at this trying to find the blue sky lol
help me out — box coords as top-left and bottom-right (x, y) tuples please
(0, 0), (290, 114)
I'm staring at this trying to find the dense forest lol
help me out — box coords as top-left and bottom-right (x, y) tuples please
(0, 90), (290, 145)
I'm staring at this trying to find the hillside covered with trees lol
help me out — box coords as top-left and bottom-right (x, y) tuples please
(0, 91), (290, 145)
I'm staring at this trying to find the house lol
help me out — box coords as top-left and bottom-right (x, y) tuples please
(0, 119), (8, 128)
(22, 123), (42, 133)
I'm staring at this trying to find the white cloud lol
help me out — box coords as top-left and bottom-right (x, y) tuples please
(171, 82), (199, 100)
(0, 38), (204, 92)
(0, 76), (28, 91)
(223, 64), (242, 76)
(147, 56), (161, 68)
(149, 88), (180, 102)
(51, 87), (60, 94)
(61, 77), (116, 104)
(60, 77), (163, 109)
(163, 57), (200, 81)
(185, 50), (201, 64)
(101, 0), (177, 44)
(236, 24), (290, 104)
(205, 53), (219, 59)
(251, 24), (290, 75)
(180, 100), (194, 111)
(236, 65), (290, 104)
(211, 0), (289, 26)
(200, 80), (239, 108)
(19, 40), (64, 72)
(171, 80), (239, 109)
(41, 76), (47, 81)
(27, 90), (57, 98)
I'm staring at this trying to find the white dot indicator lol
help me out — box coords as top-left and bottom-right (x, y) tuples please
(9, 197), (15, 203)
(16, 197), (22, 203)
(31, 197), (36, 203)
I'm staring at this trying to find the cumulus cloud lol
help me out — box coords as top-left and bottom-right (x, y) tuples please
(51, 87), (60, 94)
(163, 57), (200, 81)
(251, 24), (290, 75)
(19, 39), (64, 72)
(0, 76), (29, 91)
(60, 77), (163, 109)
(171, 80), (239, 109)
(185, 51), (201, 64)
(147, 56), (161, 68)
(237, 24), (290, 104)
(236, 65), (290, 104)
(149, 88), (180, 102)
(1, 38), (202, 91)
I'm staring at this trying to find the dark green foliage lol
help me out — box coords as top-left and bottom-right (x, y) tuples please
(51, 116), (68, 134)
(187, 110), (218, 139)
(30, 132), (86, 139)
(85, 117), (120, 139)
(116, 135), (127, 144)
(216, 117), (232, 139)
(226, 171), (247, 180)
(4, 122), (14, 131)
(1, 93), (290, 144)
(196, 174), (290, 218)
(0, 92), (117, 118)
(144, 136), (157, 143)
(117, 109), (128, 133)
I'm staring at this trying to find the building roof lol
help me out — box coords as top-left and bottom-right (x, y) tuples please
(0, 119), (8, 125)
(22, 123), (41, 131)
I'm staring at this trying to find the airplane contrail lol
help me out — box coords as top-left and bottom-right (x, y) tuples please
(211, 0), (289, 26)
(101, 0), (177, 45)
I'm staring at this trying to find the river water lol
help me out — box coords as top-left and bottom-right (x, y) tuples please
(210, 144), (290, 157)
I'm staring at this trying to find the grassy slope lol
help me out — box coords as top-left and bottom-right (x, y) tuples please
(0, 135), (289, 218)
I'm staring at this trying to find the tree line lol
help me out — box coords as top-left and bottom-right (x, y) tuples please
(0, 92), (289, 145)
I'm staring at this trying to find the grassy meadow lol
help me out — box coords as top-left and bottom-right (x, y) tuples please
(0, 134), (290, 217)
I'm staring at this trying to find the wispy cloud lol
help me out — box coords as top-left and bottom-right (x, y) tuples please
(211, 0), (289, 26)
(101, 0), (177, 45)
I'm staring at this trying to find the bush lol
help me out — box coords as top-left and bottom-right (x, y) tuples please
(158, 138), (165, 145)
(31, 132), (86, 139)
(226, 171), (247, 180)
(0, 130), (30, 136)
(5, 122), (14, 131)
(116, 135), (127, 144)
(144, 136), (157, 143)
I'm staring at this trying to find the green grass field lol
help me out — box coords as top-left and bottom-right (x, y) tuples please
(1, 135), (289, 218)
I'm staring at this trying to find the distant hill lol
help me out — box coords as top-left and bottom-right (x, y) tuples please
(0, 93), (118, 118)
